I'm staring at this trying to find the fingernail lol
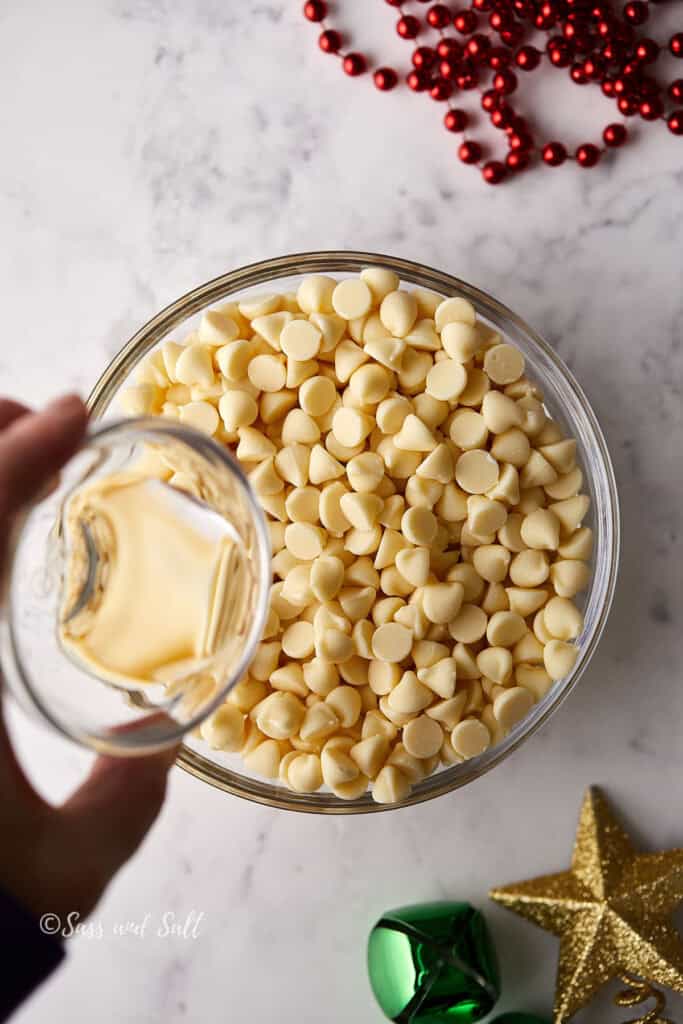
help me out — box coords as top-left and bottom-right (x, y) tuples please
(46, 394), (86, 418)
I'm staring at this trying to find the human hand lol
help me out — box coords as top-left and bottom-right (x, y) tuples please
(0, 396), (178, 921)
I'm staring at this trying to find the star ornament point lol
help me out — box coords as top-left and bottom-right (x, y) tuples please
(489, 787), (683, 1023)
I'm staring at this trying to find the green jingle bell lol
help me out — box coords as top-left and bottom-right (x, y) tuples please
(367, 901), (500, 1023)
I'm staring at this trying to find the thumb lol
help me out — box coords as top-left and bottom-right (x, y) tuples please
(57, 745), (178, 915)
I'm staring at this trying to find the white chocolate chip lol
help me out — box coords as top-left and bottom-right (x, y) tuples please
(332, 278), (373, 320)
(372, 764), (411, 804)
(387, 670), (432, 713)
(451, 718), (490, 759)
(296, 275), (336, 315)
(372, 623), (413, 663)
(544, 596), (583, 640)
(401, 506), (438, 546)
(403, 715), (443, 758)
(456, 450), (499, 494)
(285, 522), (325, 561)
(484, 344), (525, 385)
(248, 353), (287, 392)
(426, 360), (468, 401)
(238, 293), (281, 319)
(379, 290), (418, 337)
(360, 266), (400, 303)
(280, 319), (322, 361)
(492, 686), (534, 731)
(543, 639), (579, 680)
(441, 321), (480, 362)
(435, 296), (476, 332)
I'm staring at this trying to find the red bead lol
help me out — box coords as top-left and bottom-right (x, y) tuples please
(512, 0), (534, 17)
(576, 143), (601, 167)
(412, 46), (438, 69)
(602, 41), (627, 64)
(374, 67), (398, 91)
(489, 9), (513, 32)
(603, 122), (627, 146)
(482, 160), (507, 184)
(639, 98), (662, 120)
(456, 66), (480, 89)
(343, 53), (366, 76)
(303, 0), (326, 22)
(427, 4), (452, 28)
(542, 141), (567, 166)
(500, 24), (524, 47)
(473, 0), (493, 9)
(515, 45), (541, 70)
(617, 95), (639, 115)
(490, 105), (514, 129)
(444, 108), (469, 131)
(570, 63), (589, 84)
(488, 46), (512, 69)
(431, 76), (454, 100)
(583, 55), (605, 80)
(506, 150), (530, 172)
(668, 110), (683, 134)
(481, 88), (501, 111)
(318, 29), (342, 54)
(623, 0), (648, 24)
(440, 58), (459, 79)
(565, 23), (592, 51)
(437, 37), (464, 59)
(547, 37), (573, 67)
(509, 131), (533, 151)
(406, 69), (430, 91)
(465, 34), (491, 60)
(397, 15), (421, 39)
(493, 69), (518, 93)
(621, 61), (642, 80)
(669, 80), (683, 103)
(601, 78), (615, 97)
(453, 9), (478, 33)
(458, 140), (482, 163)
(510, 114), (529, 134)
(670, 34), (683, 58)
(635, 39), (659, 63)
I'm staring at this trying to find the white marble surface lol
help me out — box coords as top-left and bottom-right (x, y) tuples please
(2, 2), (683, 1022)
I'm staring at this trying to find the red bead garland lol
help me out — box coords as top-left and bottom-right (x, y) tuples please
(301, 0), (683, 184)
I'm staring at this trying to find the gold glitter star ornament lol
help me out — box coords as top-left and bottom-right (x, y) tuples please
(490, 787), (683, 1024)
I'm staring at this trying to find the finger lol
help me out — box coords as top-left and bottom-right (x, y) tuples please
(0, 696), (47, 812)
(58, 746), (178, 908)
(0, 395), (88, 520)
(0, 399), (30, 431)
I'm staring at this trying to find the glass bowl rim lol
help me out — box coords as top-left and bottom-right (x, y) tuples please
(87, 249), (621, 812)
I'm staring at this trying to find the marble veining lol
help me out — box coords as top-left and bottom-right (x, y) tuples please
(1, 2), (682, 1022)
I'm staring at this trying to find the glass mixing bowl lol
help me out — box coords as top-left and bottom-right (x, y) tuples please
(87, 251), (619, 811)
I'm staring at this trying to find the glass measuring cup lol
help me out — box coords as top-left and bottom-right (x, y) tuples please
(0, 417), (271, 755)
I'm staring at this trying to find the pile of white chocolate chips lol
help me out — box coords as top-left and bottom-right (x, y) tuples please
(121, 268), (592, 803)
